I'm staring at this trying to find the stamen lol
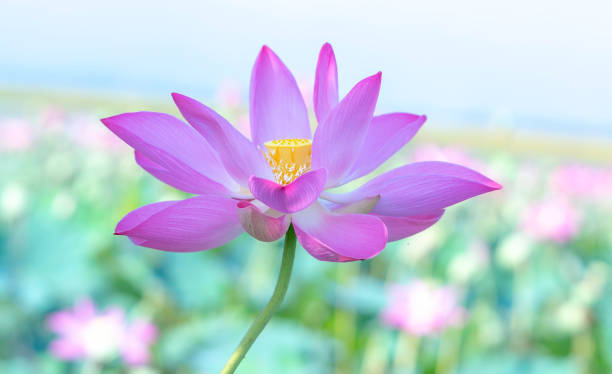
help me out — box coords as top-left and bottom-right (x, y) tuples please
(264, 138), (312, 185)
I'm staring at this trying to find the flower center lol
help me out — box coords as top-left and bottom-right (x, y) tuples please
(264, 138), (312, 185)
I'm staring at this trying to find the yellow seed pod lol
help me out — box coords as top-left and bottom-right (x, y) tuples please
(264, 138), (312, 185)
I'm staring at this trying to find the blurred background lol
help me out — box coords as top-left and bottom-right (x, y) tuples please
(1, 1), (611, 373)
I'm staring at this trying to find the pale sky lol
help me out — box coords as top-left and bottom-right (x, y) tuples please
(1, 0), (611, 134)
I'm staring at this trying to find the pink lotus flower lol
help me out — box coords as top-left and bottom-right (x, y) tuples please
(46, 299), (157, 367)
(521, 196), (580, 244)
(102, 43), (500, 262)
(381, 281), (466, 336)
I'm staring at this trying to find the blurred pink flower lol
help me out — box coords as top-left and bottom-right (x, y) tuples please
(46, 299), (157, 367)
(0, 119), (34, 151)
(39, 106), (67, 133)
(381, 281), (466, 336)
(521, 196), (580, 243)
(120, 319), (158, 366)
(550, 164), (612, 200)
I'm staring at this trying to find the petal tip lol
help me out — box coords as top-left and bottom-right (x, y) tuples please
(100, 112), (144, 129)
(489, 180), (503, 190)
(171, 92), (193, 107)
(259, 45), (274, 57)
(114, 221), (130, 235)
(100, 115), (116, 127)
(480, 174), (503, 191)
(170, 92), (184, 101)
(257, 45), (283, 67)
(254, 45), (276, 68)
(363, 71), (382, 87)
(321, 42), (334, 53)
(100, 114), (130, 131)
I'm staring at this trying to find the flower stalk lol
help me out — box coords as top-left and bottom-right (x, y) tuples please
(219, 225), (297, 374)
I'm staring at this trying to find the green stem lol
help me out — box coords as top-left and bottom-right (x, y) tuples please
(219, 225), (297, 374)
